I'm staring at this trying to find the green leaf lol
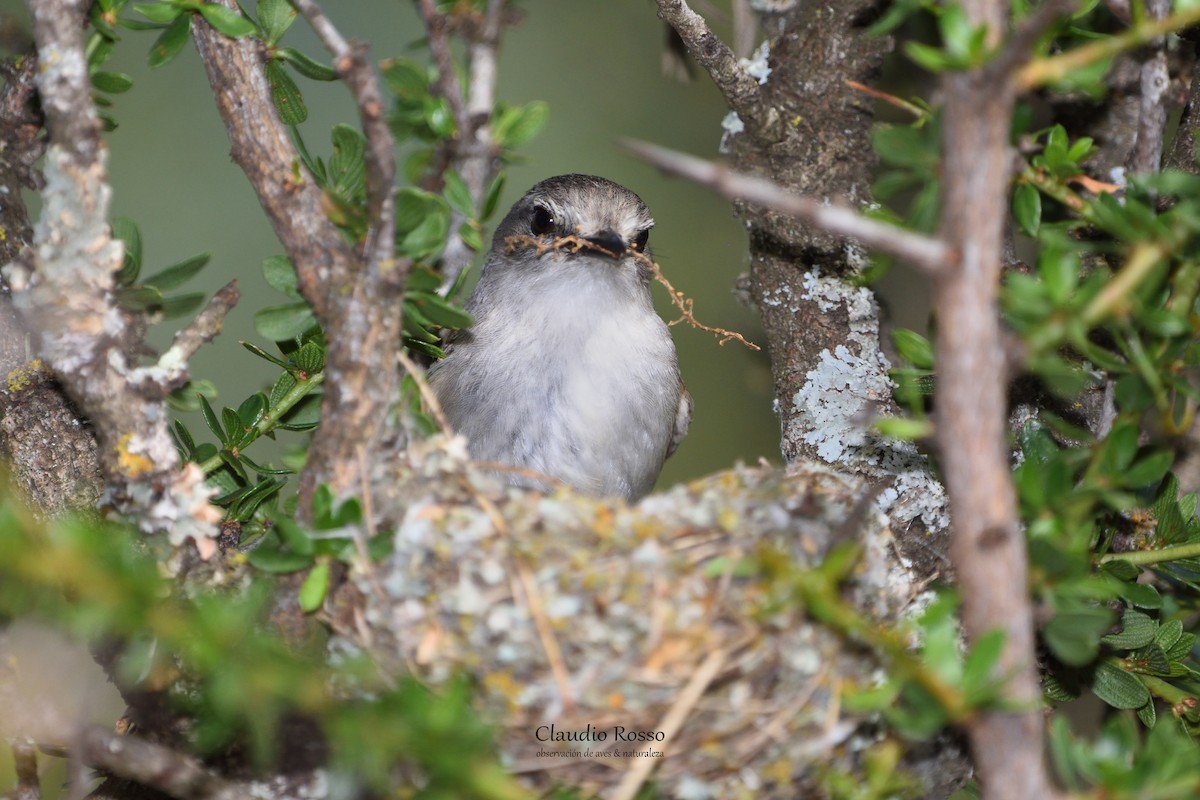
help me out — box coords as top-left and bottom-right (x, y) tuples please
(962, 629), (1005, 701)
(278, 394), (321, 430)
(1105, 575), (1163, 609)
(904, 41), (954, 73)
(255, 302), (317, 342)
(1101, 607), (1158, 650)
(1043, 607), (1113, 666)
(247, 544), (313, 573)
(198, 3), (256, 37)
(492, 101), (549, 149)
(1092, 661), (1150, 710)
(1121, 450), (1174, 489)
(265, 60), (307, 125)
(294, 341), (325, 374)
(298, 560), (331, 612)
(173, 420), (196, 458)
(482, 173), (505, 220)
(143, 253), (210, 290)
(161, 292), (207, 319)
(199, 392), (227, 445)
(1114, 374), (1153, 413)
(409, 291), (472, 330)
(111, 217), (143, 285)
(1136, 698), (1156, 728)
(381, 58), (428, 102)
(222, 406), (245, 447)
(261, 255), (300, 298)
(329, 124), (366, 199)
(458, 221), (484, 252)
(241, 341), (293, 371)
(890, 328), (934, 369)
(1126, 643), (1172, 676)
(1013, 183), (1041, 237)
(117, 285), (164, 312)
(256, 0), (296, 43)
(148, 13), (191, 68)
(237, 393), (267, 429)
(275, 47), (337, 81)
(134, 2), (181, 23)
(874, 416), (934, 441)
(91, 71), (134, 93)
(269, 371), (298, 408)
(443, 171), (475, 217)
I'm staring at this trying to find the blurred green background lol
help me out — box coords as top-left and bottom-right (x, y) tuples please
(3, 0), (784, 489)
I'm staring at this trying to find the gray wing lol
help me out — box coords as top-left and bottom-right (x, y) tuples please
(666, 380), (692, 459)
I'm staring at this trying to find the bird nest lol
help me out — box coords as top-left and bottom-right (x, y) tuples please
(340, 438), (920, 798)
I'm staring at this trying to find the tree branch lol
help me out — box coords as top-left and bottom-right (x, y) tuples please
(624, 139), (953, 276)
(7, 0), (215, 537)
(1017, 5), (1200, 90)
(936, 1), (1051, 797)
(0, 50), (103, 518)
(1127, 0), (1171, 174)
(76, 726), (249, 800)
(654, 0), (777, 137)
(290, 0), (397, 280)
(156, 280), (241, 390)
(191, 1), (405, 509)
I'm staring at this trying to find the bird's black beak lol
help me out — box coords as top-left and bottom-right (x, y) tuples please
(583, 229), (627, 257)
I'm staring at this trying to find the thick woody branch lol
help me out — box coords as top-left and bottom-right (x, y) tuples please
(0, 51), (103, 517)
(624, 140), (953, 276)
(76, 727), (248, 800)
(290, 0), (397, 279)
(10, 0), (215, 535)
(1127, 0), (1171, 174)
(191, 5), (351, 321)
(936, 1), (1051, 797)
(654, 0), (773, 135)
(193, 1), (405, 508)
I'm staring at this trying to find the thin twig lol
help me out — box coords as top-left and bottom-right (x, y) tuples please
(988, 0), (1079, 78)
(155, 280), (240, 388)
(844, 80), (927, 120)
(397, 349), (453, 434)
(502, 232), (761, 349)
(290, 0), (397, 278)
(1017, 5), (1200, 90)
(438, 0), (506, 289)
(654, 0), (772, 135)
(414, 0), (469, 137)
(354, 443), (387, 604)
(609, 646), (729, 800)
(623, 139), (953, 277)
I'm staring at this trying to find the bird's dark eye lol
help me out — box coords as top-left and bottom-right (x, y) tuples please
(632, 228), (650, 252)
(530, 205), (555, 236)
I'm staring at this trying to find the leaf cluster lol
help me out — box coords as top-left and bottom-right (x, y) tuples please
(868, 5), (1200, 793)
(0, 498), (525, 799)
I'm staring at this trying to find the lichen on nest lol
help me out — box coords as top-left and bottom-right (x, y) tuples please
(340, 440), (920, 798)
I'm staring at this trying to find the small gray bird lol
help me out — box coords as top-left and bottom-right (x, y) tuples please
(428, 174), (692, 501)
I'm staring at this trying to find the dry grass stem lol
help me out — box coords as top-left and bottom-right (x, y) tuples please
(503, 233), (760, 350)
